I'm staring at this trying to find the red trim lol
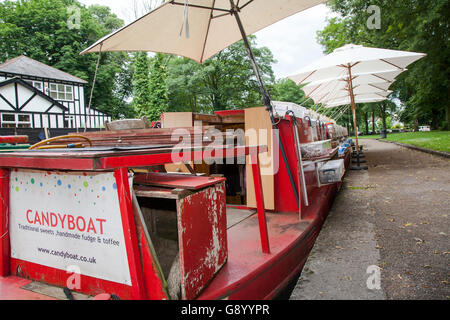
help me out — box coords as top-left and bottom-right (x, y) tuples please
(0, 157), (96, 171)
(100, 146), (266, 170)
(10, 258), (133, 299)
(250, 153), (270, 254)
(115, 168), (147, 299)
(0, 146), (267, 171)
(0, 169), (10, 277)
(214, 110), (245, 116)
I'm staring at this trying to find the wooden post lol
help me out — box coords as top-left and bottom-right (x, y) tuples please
(115, 168), (147, 299)
(250, 151), (270, 254)
(0, 169), (10, 277)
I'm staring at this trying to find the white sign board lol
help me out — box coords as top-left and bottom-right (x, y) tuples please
(9, 169), (132, 286)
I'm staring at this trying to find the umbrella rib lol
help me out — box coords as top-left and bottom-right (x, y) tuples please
(169, 1), (230, 13)
(380, 59), (403, 70)
(212, 12), (231, 19)
(199, 0), (216, 63)
(298, 70), (316, 84)
(372, 73), (393, 83)
(305, 84), (322, 99)
(239, 0), (254, 10)
(369, 83), (388, 91)
(375, 92), (389, 98)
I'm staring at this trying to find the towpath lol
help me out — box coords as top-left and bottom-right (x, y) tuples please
(290, 139), (449, 300)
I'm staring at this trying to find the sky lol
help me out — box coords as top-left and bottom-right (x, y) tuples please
(78, 0), (335, 79)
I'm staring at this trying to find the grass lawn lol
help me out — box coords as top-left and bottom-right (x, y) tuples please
(353, 131), (450, 152)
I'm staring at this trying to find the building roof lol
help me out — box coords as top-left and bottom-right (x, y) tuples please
(0, 55), (88, 84)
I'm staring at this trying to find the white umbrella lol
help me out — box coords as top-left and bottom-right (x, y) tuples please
(301, 70), (402, 104)
(288, 44), (426, 160)
(290, 44), (425, 85)
(82, 0), (327, 63)
(81, 0), (328, 209)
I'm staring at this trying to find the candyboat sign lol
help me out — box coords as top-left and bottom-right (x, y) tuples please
(9, 169), (132, 286)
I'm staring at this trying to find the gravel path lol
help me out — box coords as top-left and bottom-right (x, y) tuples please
(290, 139), (449, 300)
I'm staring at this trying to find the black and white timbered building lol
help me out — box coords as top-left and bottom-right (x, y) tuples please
(0, 55), (111, 130)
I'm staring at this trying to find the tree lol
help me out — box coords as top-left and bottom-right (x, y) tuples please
(271, 78), (313, 107)
(147, 53), (169, 121)
(0, 0), (135, 119)
(132, 52), (151, 118)
(165, 35), (276, 113)
(317, 0), (449, 130)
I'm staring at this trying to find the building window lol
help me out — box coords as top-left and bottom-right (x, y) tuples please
(1, 113), (32, 128)
(24, 80), (43, 92)
(49, 83), (73, 101)
(64, 116), (75, 128)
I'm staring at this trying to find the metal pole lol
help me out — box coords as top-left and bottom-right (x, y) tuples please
(347, 65), (360, 154)
(230, 0), (299, 205)
(86, 44), (102, 132)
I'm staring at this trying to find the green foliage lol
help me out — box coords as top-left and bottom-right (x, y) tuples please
(317, 0), (449, 130)
(132, 52), (170, 122)
(147, 53), (169, 121)
(271, 78), (313, 107)
(166, 36), (276, 114)
(132, 52), (151, 118)
(0, 0), (135, 119)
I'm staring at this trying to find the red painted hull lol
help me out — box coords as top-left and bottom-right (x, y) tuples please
(198, 183), (341, 300)
(0, 117), (351, 300)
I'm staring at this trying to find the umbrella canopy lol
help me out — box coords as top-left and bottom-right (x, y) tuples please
(289, 44), (426, 85)
(288, 44), (426, 162)
(81, 0), (327, 63)
(300, 70), (402, 105)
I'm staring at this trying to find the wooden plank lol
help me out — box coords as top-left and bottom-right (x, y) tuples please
(177, 182), (227, 299)
(134, 173), (226, 191)
(105, 117), (150, 131)
(160, 113), (195, 173)
(226, 207), (256, 229)
(134, 185), (180, 200)
(193, 114), (222, 124)
(251, 152), (270, 254)
(245, 107), (275, 210)
(218, 113), (245, 124)
(161, 112), (193, 128)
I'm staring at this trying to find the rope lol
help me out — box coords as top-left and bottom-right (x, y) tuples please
(179, 0), (190, 38)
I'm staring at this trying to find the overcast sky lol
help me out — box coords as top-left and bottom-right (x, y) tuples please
(78, 0), (335, 79)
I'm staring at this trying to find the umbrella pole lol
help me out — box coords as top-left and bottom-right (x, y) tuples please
(347, 65), (368, 170)
(230, 1), (300, 206)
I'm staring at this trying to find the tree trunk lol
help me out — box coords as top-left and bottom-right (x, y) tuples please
(372, 111), (376, 133)
(364, 112), (369, 135)
(414, 118), (419, 132)
(445, 104), (450, 130)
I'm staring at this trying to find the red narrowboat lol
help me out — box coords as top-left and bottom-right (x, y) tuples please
(0, 101), (351, 300)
